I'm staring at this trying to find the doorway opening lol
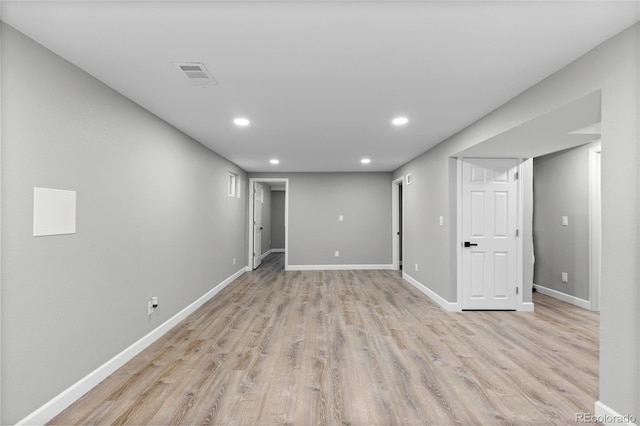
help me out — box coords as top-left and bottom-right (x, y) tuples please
(453, 91), (602, 312)
(529, 141), (601, 311)
(248, 178), (289, 271)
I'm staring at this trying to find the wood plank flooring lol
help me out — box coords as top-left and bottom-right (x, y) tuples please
(50, 253), (599, 425)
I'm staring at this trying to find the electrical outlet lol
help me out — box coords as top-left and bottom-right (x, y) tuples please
(335, 250), (340, 257)
(233, 257), (236, 265)
(561, 272), (568, 283)
(562, 216), (569, 226)
(415, 264), (419, 271)
(148, 297), (158, 315)
(339, 215), (344, 222)
(439, 216), (444, 226)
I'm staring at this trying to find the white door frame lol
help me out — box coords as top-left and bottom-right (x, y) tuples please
(456, 158), (527, 311)
(0, 10), (3, 416)
(589, 145), (602, 312)
(248, 178), (289, 271)
(392, 176), (405, 271)
(252, 182), (264, 269)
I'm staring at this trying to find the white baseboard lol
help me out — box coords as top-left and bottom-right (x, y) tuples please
(286, 264), (393, 271)
(533, 284), (591, 310)
(271, 248), (285, 253)
(16, 267), (247, 426)
(258, 249), (273, 261)
(594, 401), (638, 425)
(518, 302), (535, 312)
(403, 273), (461, 312)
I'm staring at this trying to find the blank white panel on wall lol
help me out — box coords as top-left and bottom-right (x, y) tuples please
(33, 187), (77, 237)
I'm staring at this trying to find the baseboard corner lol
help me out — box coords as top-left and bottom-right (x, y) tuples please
(518, 301), (535, 312)
(594, 400), (638, 425)
(533, 283), (591, 310)
(402, 272), (461, 312)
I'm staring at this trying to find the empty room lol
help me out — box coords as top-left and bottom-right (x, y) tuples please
(1, 1), (639, 425)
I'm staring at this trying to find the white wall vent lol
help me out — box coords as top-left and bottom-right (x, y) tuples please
(175, 62), (218, 86)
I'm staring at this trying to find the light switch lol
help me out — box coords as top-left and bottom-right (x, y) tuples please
(339, 215), (344, 222)
(561, 216), (569, 226)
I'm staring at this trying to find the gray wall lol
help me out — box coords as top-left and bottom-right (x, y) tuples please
(1, 24), (247, 424)
(250, 173), (392, 266)
(393, 152), (457, 301)
(533, 143), (598, 300)
(271, 191), (286, 249)
(393, 24), (639, 418)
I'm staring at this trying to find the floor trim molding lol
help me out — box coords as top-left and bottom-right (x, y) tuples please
(594, 400), (638, 425)
(403, 272), (461, 312)
(534, 284), (591, 310)
(518, 302), (535, 312)
(258, 249), (273, 261)
(286, 264), (393, 271)
(16, 267), (247, 426)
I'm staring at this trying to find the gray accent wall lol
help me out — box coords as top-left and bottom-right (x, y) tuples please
(533, 143), (598, 300)
(394, 24), (639, 419)
(250, 173), (392, 266)
(393, 152), (458, 302)
(1, 24), (247, 423)
(271, 191), (286, 250)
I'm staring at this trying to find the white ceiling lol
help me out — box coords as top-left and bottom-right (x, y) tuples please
(2, 1), (638, 172)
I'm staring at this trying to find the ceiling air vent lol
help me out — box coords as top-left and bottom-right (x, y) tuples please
(175, 62), (218, 86)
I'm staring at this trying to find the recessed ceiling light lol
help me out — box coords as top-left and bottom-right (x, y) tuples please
(361, 158), (371, 164)
(270, 159), (280, 165)
(392, 117), (408, 126)
(234, 117), (250, 126)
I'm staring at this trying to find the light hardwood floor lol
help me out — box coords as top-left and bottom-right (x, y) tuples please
(50, 253), (599, 425)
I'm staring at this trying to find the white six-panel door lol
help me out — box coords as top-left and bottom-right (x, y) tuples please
(461, 158), (518, 310)
(253, 182), (264, 269)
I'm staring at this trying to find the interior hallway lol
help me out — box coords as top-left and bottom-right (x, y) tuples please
(50, 253), (598, 425)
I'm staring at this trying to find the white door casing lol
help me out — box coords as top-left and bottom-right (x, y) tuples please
(392, 176), (404, 271)
(589, 146), (601, 312)
(247, 178), (289, 271)
(461, 158), (518, 310)
(253, 182), (264, 269)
